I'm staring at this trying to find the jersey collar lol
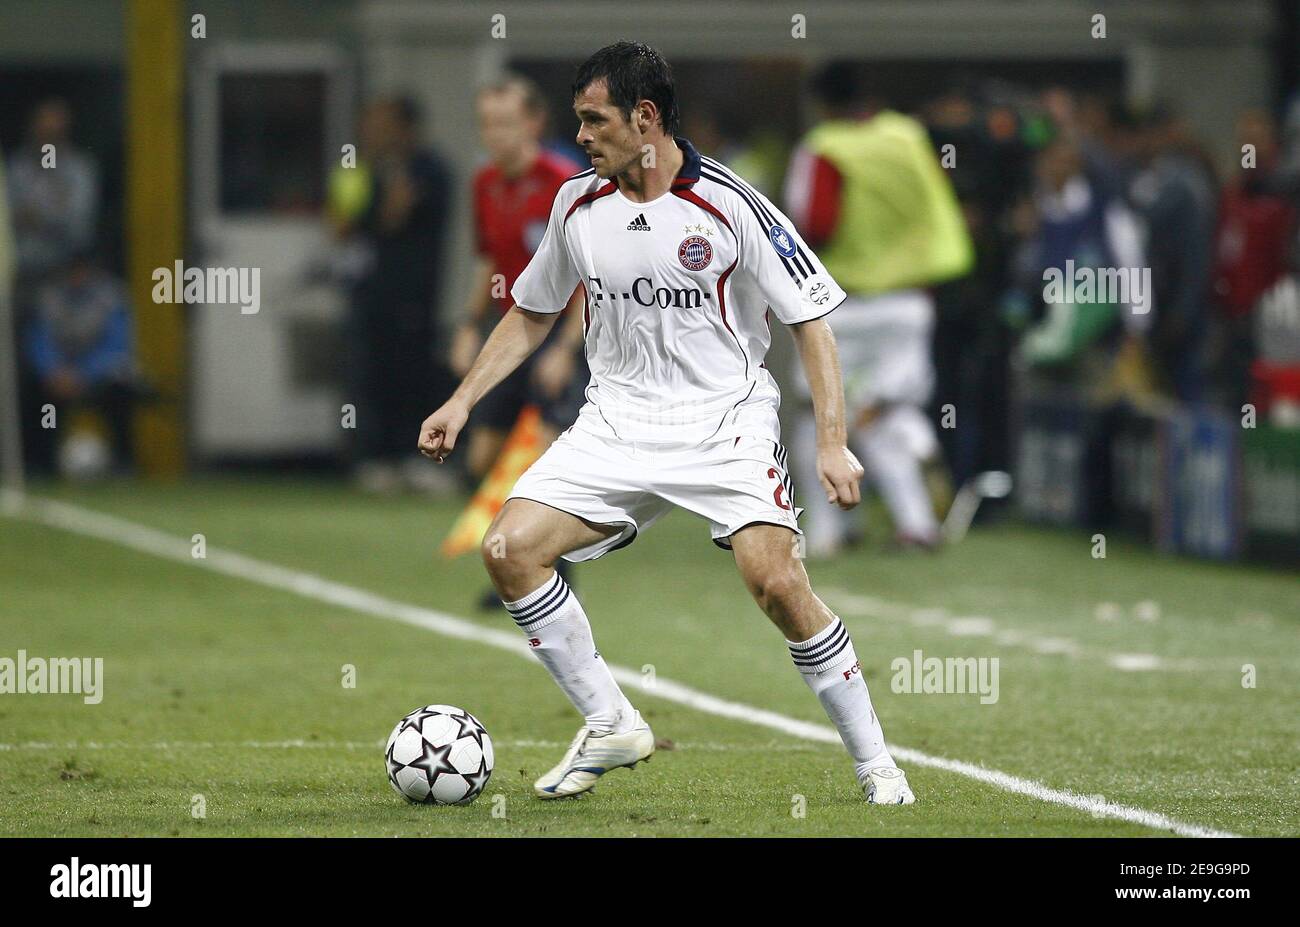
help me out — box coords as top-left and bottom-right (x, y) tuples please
(671, 136), (702, 188)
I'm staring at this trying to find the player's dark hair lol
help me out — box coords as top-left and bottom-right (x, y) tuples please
(571, 41), (680, 137)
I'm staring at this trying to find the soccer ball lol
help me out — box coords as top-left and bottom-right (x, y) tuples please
(385, 704), (494, 805)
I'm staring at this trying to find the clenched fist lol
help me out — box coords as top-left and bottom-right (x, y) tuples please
(819, 444), (865, 510)
(417, 400), (469, 462)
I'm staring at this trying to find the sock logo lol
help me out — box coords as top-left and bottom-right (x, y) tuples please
(527, 638), (541, 648)
(842, 660), (862, 681)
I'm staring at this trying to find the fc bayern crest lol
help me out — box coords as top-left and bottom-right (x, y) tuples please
(678, 235), (713, 271)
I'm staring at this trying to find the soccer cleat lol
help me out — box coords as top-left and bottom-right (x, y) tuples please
(534, 715), (655, 799)
(864, 765), (916, 805)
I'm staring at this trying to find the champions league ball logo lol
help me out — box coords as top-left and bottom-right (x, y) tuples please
(769, 224), (797, 258)
(678, 235), (713, 271)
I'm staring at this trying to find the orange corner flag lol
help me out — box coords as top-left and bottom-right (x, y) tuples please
(439, 405), (546, 558)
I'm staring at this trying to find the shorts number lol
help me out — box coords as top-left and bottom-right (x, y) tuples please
(767, 467), (791, 511)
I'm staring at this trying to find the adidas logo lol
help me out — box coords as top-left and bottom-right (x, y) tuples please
(626, 214), (651, 231)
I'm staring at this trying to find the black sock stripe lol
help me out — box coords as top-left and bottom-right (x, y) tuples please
(789, 627), (847, 664)
(503, 571), (561, 614)
(787, 621), (846, 657)
(788, 622), (849, 664)
(505, 574), (565, 621)
(512, 583), (569, 626)
(510, 586), (566, 626)
(791, 639), (849, 668)
(514, 586), (571, 628)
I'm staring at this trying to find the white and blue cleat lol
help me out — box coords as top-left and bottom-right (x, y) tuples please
(864, 765), (916, 805)
(534, 714), (655, 799)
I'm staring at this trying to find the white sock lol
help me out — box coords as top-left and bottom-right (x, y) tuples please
(858, 413), (938, 542)
(787, 616), (895, 783)
(503, 572), (637, 735)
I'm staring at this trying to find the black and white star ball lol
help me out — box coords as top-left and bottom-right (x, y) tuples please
(384, 704), (494, 804)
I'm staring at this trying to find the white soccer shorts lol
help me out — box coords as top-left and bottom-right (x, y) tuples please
(506, 405), (804, 563)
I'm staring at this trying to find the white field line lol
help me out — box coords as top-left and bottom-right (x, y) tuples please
(7, 494), (1238, 838)
(0, 739), (831, 753)
(821, 588), (1210, 673)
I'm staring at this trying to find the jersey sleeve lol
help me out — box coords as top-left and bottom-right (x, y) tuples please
(732, 185), (846, 325)
(510, 188), (580, 314)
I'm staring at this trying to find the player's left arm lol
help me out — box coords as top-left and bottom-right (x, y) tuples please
(726, 183), (861, 508)
(789, 319), (864, 510)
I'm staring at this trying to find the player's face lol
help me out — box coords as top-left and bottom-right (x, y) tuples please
(573, 79), (643, 179)
(477, 89), (540, 165)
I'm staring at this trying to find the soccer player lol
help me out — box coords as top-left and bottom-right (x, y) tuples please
(418, 43), (914, 805)
(785, 63), (973, 554)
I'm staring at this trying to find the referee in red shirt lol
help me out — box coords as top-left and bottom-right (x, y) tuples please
(452, 75), (587, 604)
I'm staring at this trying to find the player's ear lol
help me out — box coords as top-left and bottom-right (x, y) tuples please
(634, 100), (654, 133)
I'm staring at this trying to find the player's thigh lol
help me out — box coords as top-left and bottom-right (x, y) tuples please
(485, 497), (622, 565)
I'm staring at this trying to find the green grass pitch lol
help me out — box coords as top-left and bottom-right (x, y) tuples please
(1, 477), (1296, 836)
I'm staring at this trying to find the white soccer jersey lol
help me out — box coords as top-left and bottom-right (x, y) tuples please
(511, 138), (846, 444)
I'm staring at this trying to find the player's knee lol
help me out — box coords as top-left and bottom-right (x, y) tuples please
(746, 564), (807, 617)
(480, 520), (533, 578)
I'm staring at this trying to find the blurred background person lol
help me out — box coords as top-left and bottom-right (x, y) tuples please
(338, 96), (454, 494)
(1127, 105), (1219, 402)
(1211, 108), (1296, 408)
(1073, 93), (1143, 204)
(451, 74), (588, 607)
(6, 97), (100, 305)
(20, 246), (134, 479)
(785, 62), (973, 555)
(453, 75), (586, 483)
(6, 97), (110, 476)
(1001, 132), (1149, 395)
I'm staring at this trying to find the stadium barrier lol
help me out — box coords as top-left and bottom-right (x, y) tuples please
(1014, 394), (1299, 565)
